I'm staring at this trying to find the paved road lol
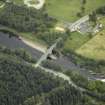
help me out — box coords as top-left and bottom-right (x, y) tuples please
(69, 15), (89, 32)
(0, 3), (5, 8)
(24, 0), (45, 9)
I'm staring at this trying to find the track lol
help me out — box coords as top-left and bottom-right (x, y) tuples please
(35, 65), (86, 92)
(0, 31), (105, 82)
(24, 0), (45, 9)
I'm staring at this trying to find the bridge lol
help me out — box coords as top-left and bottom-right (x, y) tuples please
(35, 37), (62, 68)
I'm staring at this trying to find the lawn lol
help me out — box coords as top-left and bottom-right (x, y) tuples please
(76, 30), (105, 60)
(63, 32), (90, 52)
(76, 17), (105, 60)
(46, 0), (105, 22)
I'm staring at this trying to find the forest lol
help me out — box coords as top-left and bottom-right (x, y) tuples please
(0, 3), (56, 33)
(0, 50), (65, 105)
(0, 46), (105, 105)
(0, 1), (105, 105)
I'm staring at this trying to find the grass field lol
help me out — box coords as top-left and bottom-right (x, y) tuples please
(46, 0), (105, 22)
(63, 32), (90, 52)
(76, 30), (105, 60)
(76, 17), (105, 60)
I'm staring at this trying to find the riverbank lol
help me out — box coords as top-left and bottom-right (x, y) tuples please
(0, 26), (47, 53)
(21, 37), (47, 53)
(0, 27), (105, 83)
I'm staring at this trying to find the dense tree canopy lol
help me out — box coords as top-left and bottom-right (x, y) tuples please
(0, 46), (105, 105)
(0, 52), (65, 105)
(0, 3), (56, 33)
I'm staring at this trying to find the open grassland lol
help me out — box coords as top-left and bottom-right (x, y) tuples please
(63, 32), (90, 52)
(76, 17), (105, 60)
(76, 30), (105, 60)
(46, 0), (105, 22)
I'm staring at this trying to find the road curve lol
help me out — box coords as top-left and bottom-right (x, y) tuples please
(35, 38), (62, 67)
(0, 32), (86, 92)
(38, 66), (86, 92)
(24, 0), (45, 9)
(0, 3), (5, 8)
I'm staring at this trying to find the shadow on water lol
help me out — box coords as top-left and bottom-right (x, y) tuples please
(0, 31), (43, 60)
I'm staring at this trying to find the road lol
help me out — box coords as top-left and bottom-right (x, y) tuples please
(1, 0), (45, 9)
(38, 65), (86, 92)
(21, 37), (47, 53)
(24, 0), (45, 9)
(0, 32), (105, 82)
(0, 32), (88, 95)
(69, 15), (89, 32)
(0, 3), (5, 8)
(0, 32), (86, 92)
(35, 38), (62, 67)
(0, 32), (43, 60)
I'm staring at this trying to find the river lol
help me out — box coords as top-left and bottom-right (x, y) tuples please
(0, 32), (105, 82)
(0, 32), (42, 60)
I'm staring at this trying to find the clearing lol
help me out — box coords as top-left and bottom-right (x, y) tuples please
(76, 30), (105, 60)
(76, 17), (105, 60)
(63, 32), (90, 52)
(46, 0), (105, 22)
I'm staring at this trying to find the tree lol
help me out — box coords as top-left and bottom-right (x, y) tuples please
(80, 0), (87, 15)
(82, 0), (87, 5)
(81, 6), (85, 14)
(89, 11), (97, 25)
